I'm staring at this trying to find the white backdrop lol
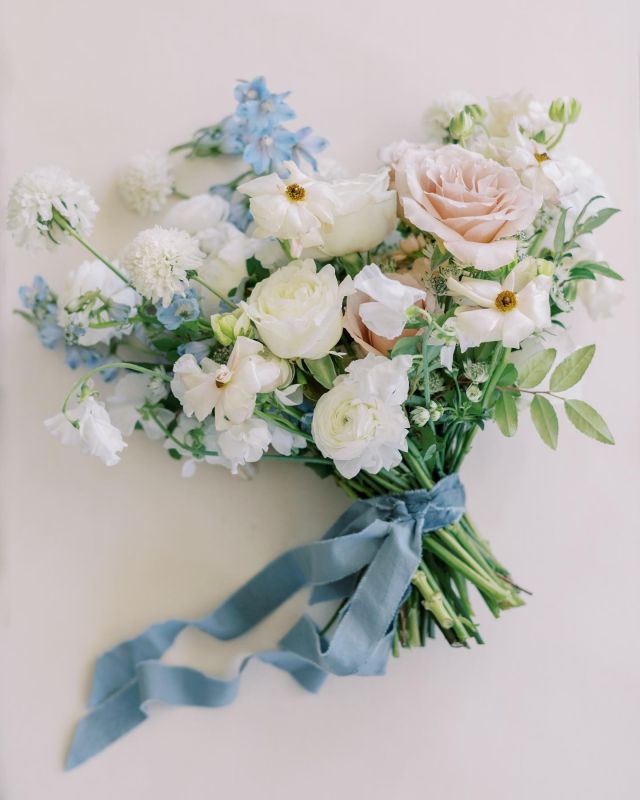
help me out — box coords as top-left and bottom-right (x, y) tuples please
(1, 1), (639, 798)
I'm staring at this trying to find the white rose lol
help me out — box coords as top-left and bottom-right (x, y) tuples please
(242, 258), (352, 359)
(311, 354), (411, 478)
(305, 171), (397, 259)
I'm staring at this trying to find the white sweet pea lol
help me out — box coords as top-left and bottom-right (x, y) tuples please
(304, 171), (397, 258)
(353, 263), (426, 339)
(57, 259), (139, 346)
(241, 259), (352, 360)
(106, 372), (172, 439)
(265, 421), (306, 456)
(311, 354), (411, 478)
(164, 414), (233, 478)
(44, 395), (126, 466)
(217, 417), (272, 474)
(238, 161), (338, 257)
(170, 336), (280, 428)
(447, 262), (551, 351)
(195, 222), (254, 314)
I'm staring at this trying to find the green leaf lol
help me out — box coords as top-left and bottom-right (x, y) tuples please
(390, 335), (420, 357)
(517, 348), (557, 388)
(564, 399), (614, 444)
(530, 395), (558, 449)
(498, 362), (518, 387)
(571, 260), (623, 281)
(494, 391), (518, 437)
(577, 207), (620, 235)
(568, 267), (596, 281)
(549, 345), (595, 392)
(554, 207), (567, 255)
(304, 355), (337, 390)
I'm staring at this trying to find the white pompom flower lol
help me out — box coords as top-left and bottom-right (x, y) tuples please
(7, 166), (98, 249)
(122, 226), (204, 307)
(312, 354), (412, 479)
(118, 151), (174, 215)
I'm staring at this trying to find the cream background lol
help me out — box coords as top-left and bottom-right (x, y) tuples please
(1, 1), (639, 798)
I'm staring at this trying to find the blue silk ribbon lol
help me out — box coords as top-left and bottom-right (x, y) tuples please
(66, 474), (464, 769)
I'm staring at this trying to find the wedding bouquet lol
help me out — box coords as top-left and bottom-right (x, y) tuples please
(9, 78), (621, 768)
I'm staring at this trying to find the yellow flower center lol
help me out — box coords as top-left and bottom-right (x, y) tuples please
(534, 152), (550, 163)
(495, 290), (518, 313)
(285, 183), (306, 202)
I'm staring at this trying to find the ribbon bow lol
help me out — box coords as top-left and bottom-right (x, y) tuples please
(66, 474), (464, 769)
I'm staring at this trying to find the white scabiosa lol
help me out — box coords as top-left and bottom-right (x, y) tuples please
(44, 395), (127, 466)
(122, 226), (204, 307)
(118, 151), (174, 215)
(241, 258), (352, 360)
(7, 166), (98, 249)
(311, 354), (412, 479)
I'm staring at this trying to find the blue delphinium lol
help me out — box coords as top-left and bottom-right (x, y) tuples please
(156, 288), (200, 331)
(291, 127), (329, 171)
(177, 339), (214, 363)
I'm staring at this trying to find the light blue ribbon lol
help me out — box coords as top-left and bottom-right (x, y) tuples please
(66, 474), (464, 769)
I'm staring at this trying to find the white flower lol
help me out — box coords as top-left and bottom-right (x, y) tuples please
(422, 91), (479, 141)
(311, 354), (411, 478)
(217, 417), (272, 474)
(238, 161), (338, 257)
(242, 258), (352, 360)
(265, 421), (306, 456)
(57, 259), (139, 346)
(352, 262), (426, 339)
(572, 237), (623, 320)
(44, 394), (126, 466)
(163, 193), (230, 234)
(118, 151), (174, 215)
(7, 166), (98, 249)
(485, 91), (556, 139)
(447, 261), (552, 351)
(164, 414), (231, 477)
(304, 171), (397, 258)
(170, 336), (280, 428)
(106, 372), (172, 439)
(122, 226), (204, 307)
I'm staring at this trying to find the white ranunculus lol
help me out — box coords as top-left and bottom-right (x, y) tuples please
(304, 171), (397, 258)
(238, 161), (338, 257)
(170, 336), (280, 428)
(447, 260), (552, 351)
(352, 262), (426, 339)
(57, 259), (139, 347)
(106, 372), (172, 439)
(241, 258), (353, 359)
(44, 395), (127, 466)
(163, 193), (230, 234)
(311, 354), (411, 478)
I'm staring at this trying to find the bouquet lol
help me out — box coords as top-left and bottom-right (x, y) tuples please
(8, 78), (621, 768)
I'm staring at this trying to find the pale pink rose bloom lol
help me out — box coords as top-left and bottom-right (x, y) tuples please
(393, 144), (542, 271)
(344, 271), (435, 356)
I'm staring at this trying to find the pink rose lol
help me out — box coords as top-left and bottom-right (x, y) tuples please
(393, 144), (542, 271)
(344, 271), (435, 356)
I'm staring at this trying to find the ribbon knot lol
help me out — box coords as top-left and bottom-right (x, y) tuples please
(65, 474), (464, 769)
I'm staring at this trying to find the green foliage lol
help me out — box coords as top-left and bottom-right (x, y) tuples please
(564, 400), (614, 445)
(549, 345), (595, 392)
(304, 355), (337, 390)
(517, 348), (557, 389)
(530, 395), (558, 450)
(494, 391), (518, 437)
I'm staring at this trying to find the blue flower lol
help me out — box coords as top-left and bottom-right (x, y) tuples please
(156, 288), (200, 331)
(218, 115), (248, 155)
(19, 275), (50, 310)
(38, 321), (64, 349)
(243, 126), (297, 175)
(236, 91), (295, 134)
(291, 127), (329, 171)
(234, 76), (271, 104)
(177, 339), (213, 362)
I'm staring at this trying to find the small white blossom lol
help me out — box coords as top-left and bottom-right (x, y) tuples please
(7, 166), (98, 249)
(423, 91), (479, 141)
(44, 394), (126, 466)
(353, 262), (425, 339)
(122, 226), (204, 307)
(217, 417), (272, 474)
(118, 151), (174, 215)
(106, 372), (172, 438)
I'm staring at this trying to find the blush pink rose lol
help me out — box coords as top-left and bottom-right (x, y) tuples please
(344, 271), (435, 356)
(393, 144), (542, 271)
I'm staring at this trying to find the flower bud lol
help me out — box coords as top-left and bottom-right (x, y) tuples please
(463, 359), (490, 384)
(410, 406), (431, 428)
(428, 400), (443, 422)
(464, 103), (486, 122)
(466, 383), (482, 402)
(448, 110), (475, 141)
(211, 308), (252, 346)
(549, 96), (581, 125)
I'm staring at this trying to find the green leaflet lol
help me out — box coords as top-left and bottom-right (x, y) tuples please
(530, 395), (558, 449)
(517, 348), (557, 389)
(494, 391), (518, 437)
(549, 345), (595, 392)
(571, 260), (623, 281)
(564, 399), (614, 445)
(304, 355), (337, 390)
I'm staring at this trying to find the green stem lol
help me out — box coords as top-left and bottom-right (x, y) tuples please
(191, 274), (239, 310)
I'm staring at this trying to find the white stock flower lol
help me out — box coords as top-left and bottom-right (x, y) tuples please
(118, 151), (174, 215)
(170, 336), (280, 428)
(44, 394), (126, 466)
(7, 166), (98, 249)
(304, 171), (397, 258)
(106, 372), (172, 438)
(122, 226), (204, 307)
(447, 261), (551, 351)
(422, 91), (479, 141)
(57, 259), (139, 346)
(311, 354), (411, 478)
(352, 263), (426, 339)
(238, 161), (338, 257)
(242, 258), (352, 359)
